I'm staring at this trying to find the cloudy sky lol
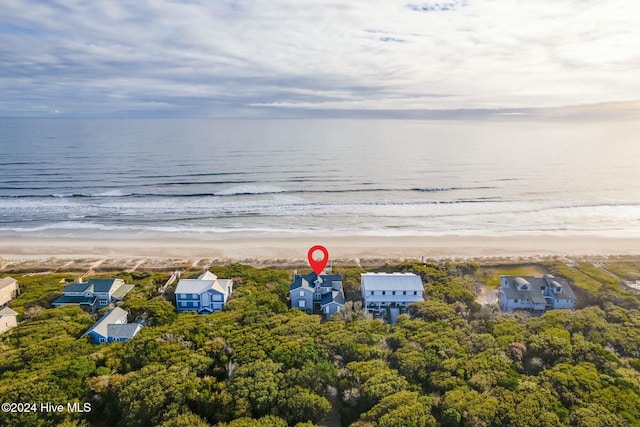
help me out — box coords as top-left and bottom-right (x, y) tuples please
(1, 0), (639, 118)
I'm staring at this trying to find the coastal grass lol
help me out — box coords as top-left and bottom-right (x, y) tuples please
(8, 273), (79, 315)
(603, 261), (640, 281)
(477, 264), (550, 287)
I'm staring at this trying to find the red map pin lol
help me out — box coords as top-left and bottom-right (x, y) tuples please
(307, 245), (329, 275)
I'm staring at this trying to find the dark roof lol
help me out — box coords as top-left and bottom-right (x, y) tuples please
(321, 289), (345, 306)
(88, 279), (120, 293)
(53, 295), (97, 305)
(63, 282), (93, 293)
(290, 272), (342, 291)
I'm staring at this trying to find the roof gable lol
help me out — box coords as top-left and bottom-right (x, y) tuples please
(82, 307), (128, 339)
(290, 273), (342, 291)
(175, 279), (226, 295)
(0, 306), (18, 316)
(0, 277), (18, 290)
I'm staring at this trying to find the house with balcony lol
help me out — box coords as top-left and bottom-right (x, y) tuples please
(174, 271), (233, 314)
(361, 272), (424, 319)
(52, 278), (134, 311)
(290, 272), (344, 319)
(499, 274), (575, 313)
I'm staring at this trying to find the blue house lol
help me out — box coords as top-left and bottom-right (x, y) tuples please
(52, 278), (134, 311)
(499, 275), (576, 313)
(174, 271), (233, 314)
(81, 307), (142, 344)
(290, 272), (345, 319)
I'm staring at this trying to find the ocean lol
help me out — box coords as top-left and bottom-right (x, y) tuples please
(1, 118), (640, 239)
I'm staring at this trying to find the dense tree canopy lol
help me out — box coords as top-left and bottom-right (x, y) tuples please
(1, 261), (640, 426)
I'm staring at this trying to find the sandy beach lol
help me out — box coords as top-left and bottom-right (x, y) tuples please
(1, 234), (639, 263)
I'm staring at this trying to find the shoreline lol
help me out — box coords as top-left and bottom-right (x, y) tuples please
(1, 234), (640, 262)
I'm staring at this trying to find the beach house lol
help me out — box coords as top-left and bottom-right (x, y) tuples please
(52, 278), (134, 311)
(0, 306), (18, 334)
(290, 272), (345, 319)
(361, 272), (425, 319)
(0, 276), (20, 307)
(174, 271), (233, 314)
(81, 306), (143, 344)
(499, 275), (575, 313)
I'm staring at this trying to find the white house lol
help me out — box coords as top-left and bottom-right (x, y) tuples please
(0, 276), (19, 307)
(499, 275), (575, 313)
(0, 306), (18, 334)
(361, 273), (424, 317)
(174, 271), (233, 314)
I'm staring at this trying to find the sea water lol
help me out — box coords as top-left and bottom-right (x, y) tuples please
(1, 118), (639, 238)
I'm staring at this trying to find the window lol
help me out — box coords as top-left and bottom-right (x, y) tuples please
(514, 299), (519, 303)
(382, 291), (386, 295)
(299, 300), (306, 308)
(325, 306), (330, 314)
(403, 291), (407, 295)
(300, 290), (304, 297)
(414, 291), (417, 295)
(392, 291), (396, 295)
(370, 291), (374, 295)
(192, 293), (198, 299)
(99, 338), (106, 343)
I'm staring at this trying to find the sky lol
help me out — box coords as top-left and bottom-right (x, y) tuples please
(1, 0), (639, 118)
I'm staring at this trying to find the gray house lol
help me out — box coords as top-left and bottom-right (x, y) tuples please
(499, 275), (575, 313)
(290, 272), (344, 319)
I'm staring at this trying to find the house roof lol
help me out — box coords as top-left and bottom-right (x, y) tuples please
(198, 271), (217, 280)
(321, 289), (345, 307)
(501, 275), (575, 303)
(0, 306), (18, 316)
(290, 273), (342, 291)
(107, 323), (142, 339)
(53, 295), (97, 305)
(545, 277), (576, 300)
(63, 282), (93, 293)
(175, 279), (227, 295)
(111, 284), (135, 299)
(88, 279), (121, 293)
(81, 307), (128, 339)
(361, 273), (424, 291)
(0, 277), (17, 290)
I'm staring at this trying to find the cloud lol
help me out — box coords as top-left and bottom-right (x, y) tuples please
(0, 0), (639, 117)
